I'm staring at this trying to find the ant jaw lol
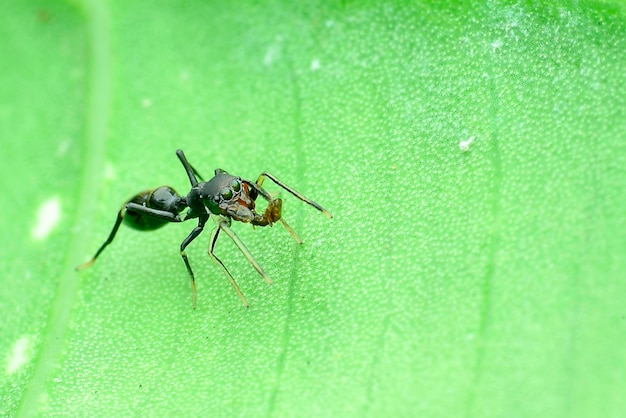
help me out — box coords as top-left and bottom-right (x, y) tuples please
(226, 205), (255, 223)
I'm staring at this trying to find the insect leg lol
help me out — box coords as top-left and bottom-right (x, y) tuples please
(179, 215), (208, 309)
(75, 208), (125, 270)
(125, 202), (183, 222)
(255, 172), (332, 219)
(176, 149), (200, 187)
(243, 181), (303, 243)
(218, 220), (272, 285)
(277, 217), (303, 244)
(207, 226), (249, 307)
(77, 202), (184, 271)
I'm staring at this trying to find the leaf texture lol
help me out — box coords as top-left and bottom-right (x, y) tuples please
(1, 1), (626, 417)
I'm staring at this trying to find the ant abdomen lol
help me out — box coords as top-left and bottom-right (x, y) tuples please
(124, 186), (182, 231)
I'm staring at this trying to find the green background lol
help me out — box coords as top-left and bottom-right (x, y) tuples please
(2, 1), (625, 416)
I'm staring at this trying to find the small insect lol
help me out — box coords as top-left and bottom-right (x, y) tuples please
(76, 149), (332, 308)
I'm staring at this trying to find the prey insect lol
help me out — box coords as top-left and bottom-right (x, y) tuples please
(76, 149), (332, 308)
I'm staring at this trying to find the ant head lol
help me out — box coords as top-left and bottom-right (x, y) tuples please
(200, 173), (257, 222)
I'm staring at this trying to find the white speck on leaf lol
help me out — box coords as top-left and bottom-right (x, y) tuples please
(263, 38), (283, 66)
(104, 161), (115, 180)
(6, 336), (32, 375)
(311, 59), (321, 71)
(31, 197), (61, 240)
(56, 139), (71, 156)
(460, 136), (475, 152)
(491, 39), (503, 51)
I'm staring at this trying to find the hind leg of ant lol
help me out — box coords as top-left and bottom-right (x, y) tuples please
(255, 172), (332, 219)
(76, 202), (183, 271)
(75, 208), (125, 271)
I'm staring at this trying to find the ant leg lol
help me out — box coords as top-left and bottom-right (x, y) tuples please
(191, 164), (204, 182)
(76, 202), (183, 271)
(180, 215), (208, 309)
(176, 149), (199, 187)
(277, 217), (303, 244)
(75, 208), (125, 270)
(244, 182), (304, 243)
(125, 202), (183, 222)
(208, 226), (249, 307)
(256, 172), (332, 219)
(218, 220), (272, 285)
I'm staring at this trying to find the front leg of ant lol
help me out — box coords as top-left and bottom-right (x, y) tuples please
(250, 193), (303, 244)
(256, 172), (332, 219)
(207, 225), (249, 307)
(180, 214), (208, 309)
(244, 180), (283, 227)
(218, 220), (272, 285)
(251, 198), (282, 227)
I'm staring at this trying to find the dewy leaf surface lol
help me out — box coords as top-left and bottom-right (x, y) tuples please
(1, 1), (625, 417)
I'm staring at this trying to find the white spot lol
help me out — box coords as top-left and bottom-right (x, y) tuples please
(104, 161), (115, 180)
(31, 197), (61, 240)
(459, 136), (475, 152)
(142, 98), (152, 108)
(263, 37), (283, 66)
(491, 39), (503, 51)
(325, 20), (334, 28)
(56, 139), (71, 156)
(310, 59), (321, 71)
(263, 45), (279, 65)
(6, 336), (32, 374)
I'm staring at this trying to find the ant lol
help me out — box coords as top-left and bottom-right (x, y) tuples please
(76, 149), (332, 308)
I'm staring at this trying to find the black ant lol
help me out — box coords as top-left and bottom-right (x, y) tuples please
(76, 149), (332, 308)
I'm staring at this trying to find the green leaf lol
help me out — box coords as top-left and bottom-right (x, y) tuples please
(2, 1), (626, 416)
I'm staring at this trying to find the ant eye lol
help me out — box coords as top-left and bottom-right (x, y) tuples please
(230, 179), (241, 192)
(220, 187), (233, 200)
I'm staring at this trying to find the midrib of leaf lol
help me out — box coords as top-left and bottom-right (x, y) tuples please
(17, 0), (110, 415)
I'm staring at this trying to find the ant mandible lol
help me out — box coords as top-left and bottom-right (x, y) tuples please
(76, 149), (332, 309)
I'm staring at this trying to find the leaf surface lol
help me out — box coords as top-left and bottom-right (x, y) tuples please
(1, 1), (626, 417)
